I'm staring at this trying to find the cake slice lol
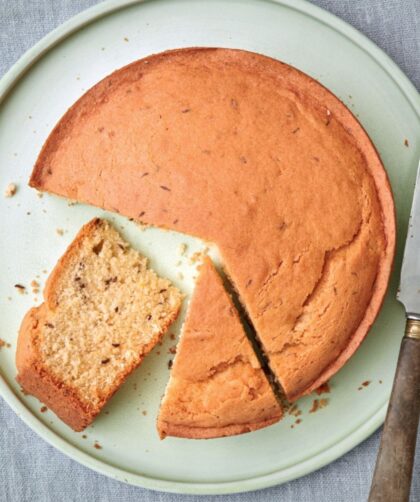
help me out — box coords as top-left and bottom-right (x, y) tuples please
(16, 218), (182, 431)
(157, 257), (282, 439)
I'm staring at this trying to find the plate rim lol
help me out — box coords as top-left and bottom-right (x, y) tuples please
(0, 0), (418, 495)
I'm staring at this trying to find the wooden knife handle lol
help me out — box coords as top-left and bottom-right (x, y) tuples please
(369, 332), (420, 502)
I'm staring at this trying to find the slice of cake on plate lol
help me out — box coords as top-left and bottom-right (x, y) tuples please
(16, 218), (182, 431)
(157, 257), (282, 439)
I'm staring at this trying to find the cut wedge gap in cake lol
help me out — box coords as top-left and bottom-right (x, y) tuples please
(16, 218), (183, 431)
(219, 268), (289, 408)
(157, 257), (282, 439)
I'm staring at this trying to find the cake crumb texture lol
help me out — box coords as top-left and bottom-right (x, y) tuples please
(16, 218), (182, 430)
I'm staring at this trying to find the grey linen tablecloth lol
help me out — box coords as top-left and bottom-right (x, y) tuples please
(0, 1), (419, 501)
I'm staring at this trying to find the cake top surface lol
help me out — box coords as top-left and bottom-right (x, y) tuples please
(30, 48), (395, 399)
(157, 257), (282, 438)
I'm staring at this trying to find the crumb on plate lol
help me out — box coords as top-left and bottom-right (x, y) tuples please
(177, 243), (187, 256)
(309, 398), (329, 413)
(14, 284), (26, 294)
(4, 183), (17, 197)
(314, 382), (330, 395)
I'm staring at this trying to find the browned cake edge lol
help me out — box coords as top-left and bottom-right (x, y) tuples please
(290, 109), (396, 399)
(16, 306), (94, 431)
(157, 416), (281, 440)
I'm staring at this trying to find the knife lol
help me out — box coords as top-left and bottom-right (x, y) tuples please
(369, 162), (420, 502)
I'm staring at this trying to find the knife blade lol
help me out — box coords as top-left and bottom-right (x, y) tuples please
(397, 161), (420, 317)
(369, 161), (420, 502)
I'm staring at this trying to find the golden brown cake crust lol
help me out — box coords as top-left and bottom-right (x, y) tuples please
(158, 417), (280, 440)
(30, 48), (396, 400)
(16, 218), (181, 431)
(16, 306), (94, 431)
(157, 258), (282, 439)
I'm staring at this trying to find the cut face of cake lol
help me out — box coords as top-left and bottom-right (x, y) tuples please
(16, 218), (182, 431)
(157, 257), (282, 439)
(29, 48), (395, 400)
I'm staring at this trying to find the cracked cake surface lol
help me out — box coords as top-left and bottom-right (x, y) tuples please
(29, 48), (395, 400)
(16, 218), (182, 431)
(157, 257), (282, 439)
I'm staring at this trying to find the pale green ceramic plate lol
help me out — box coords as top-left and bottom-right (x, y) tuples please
(0, 0), (419, 495)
